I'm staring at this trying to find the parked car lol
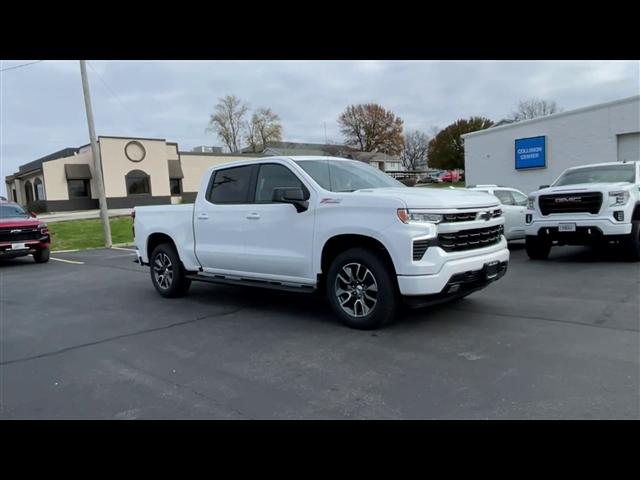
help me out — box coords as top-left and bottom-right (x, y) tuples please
(467, 185), (528, 240)
(525, 161), (640, 260)
(440, 171), (461, 183)
(0, 200), (50, 263)
(134, 156), (509, 330)
(423, 172), (443, 183)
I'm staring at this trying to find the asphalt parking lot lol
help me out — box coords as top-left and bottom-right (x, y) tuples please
(1, 244), (638, 419)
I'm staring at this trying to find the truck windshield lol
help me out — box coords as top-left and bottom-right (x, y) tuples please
(0, 204), (29, 219)
(553, 164), (636, 186)
(295, 159), (404, 192)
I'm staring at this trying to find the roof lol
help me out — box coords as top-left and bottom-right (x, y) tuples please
(242, 141), (358, 156)
(462, 95), (640, 139)
(17, 147), (79, 176)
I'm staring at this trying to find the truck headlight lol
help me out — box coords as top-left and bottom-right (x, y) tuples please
(37, 223), (49, 235)
(397, 209), (443, 224)
(527, 196), (535, 209)
(609, 191), (629, 206)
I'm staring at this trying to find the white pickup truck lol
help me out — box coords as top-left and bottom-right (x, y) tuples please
(134, 156), (509, 329)
(525, 161), (640, 261)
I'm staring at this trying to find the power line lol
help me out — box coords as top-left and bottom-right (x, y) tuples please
(0, 60), (44, 73)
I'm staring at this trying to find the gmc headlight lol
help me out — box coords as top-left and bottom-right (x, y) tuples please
(397, 209), (443, 224)
(527, 196), (535, 209)
(609, 191), (629, 207)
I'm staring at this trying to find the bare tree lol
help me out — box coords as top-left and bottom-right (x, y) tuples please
(245, 108), (283, 152)
(338, 103), (404, 155)
(207, 95), (249, 152)
(401, 130), (430, 170)
(511, 98), (560, 121)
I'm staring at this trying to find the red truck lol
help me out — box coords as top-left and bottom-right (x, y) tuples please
(0, 200), (51, 263)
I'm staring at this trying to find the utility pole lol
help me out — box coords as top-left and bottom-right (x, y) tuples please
(79, 60), (112, 247)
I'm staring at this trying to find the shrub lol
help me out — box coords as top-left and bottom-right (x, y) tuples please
(26, 200), (48, 214)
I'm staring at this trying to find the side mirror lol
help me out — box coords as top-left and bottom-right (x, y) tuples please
(30, 211), (37, 218)
(539, 185), (550, 189)
(272, 187), (309, 213)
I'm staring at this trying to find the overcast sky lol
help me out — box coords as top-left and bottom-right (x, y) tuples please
(1, 60), (639, 195)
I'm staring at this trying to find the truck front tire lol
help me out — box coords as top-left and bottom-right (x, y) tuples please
(623, 221), (640, 261)
(326, 247), (397, 330)
(150, 243), (191, 297)
(526, 235), (551, 260)
(33, 247), (50, 263)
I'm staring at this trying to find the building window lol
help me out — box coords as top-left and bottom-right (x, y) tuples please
(24, 181), (34, 204)
(68, 179), (90, 198)
(34, 178), (45, 201)
(12, 189), (17, 202)
(126, 170), (151, 195)
(170, 179), (182, 196)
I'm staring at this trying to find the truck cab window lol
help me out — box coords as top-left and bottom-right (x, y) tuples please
(208, 165), (254, 204)
(255, 164), (305, 203)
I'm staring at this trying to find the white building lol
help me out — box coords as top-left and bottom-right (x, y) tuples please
(463, 96), (640, 195)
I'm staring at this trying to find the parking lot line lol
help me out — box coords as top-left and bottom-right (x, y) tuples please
(50, 257), (85, 265)
(111, 246), (136, 252)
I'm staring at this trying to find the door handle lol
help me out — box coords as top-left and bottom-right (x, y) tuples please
(246, 213), (261, 220)
(197, 213), (209, 220)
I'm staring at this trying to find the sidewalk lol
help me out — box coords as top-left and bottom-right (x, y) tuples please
(38, 208), (132, 223)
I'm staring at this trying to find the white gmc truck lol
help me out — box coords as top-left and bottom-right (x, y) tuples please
(525, 161), (640, 261)
(133, 156), (509, 329)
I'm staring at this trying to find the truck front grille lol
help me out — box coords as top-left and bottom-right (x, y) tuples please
(438, 225), (503, 252)
(0, 227), (41, 243)
(539, 192), (602, 215)
(442, 209), (502, 223)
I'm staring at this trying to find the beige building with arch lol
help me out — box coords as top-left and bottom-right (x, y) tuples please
(5, 136), (263, 211)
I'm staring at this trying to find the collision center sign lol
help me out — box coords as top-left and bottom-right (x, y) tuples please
(515, 136), (546, 170)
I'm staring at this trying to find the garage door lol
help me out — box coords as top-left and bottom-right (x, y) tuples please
(617, 132), (640, 162)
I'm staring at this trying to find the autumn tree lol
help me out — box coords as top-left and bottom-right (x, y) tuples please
(511, 98), (560, 121)
(338, 103), (404, 155)
(401, 130), (430, 170)
(245, 108), (283, 152)
(207, 95), (249, 152)
(427, 117), (494, 170)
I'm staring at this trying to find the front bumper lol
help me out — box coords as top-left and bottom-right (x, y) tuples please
(397, 245), (509, 296)
(0, 239), (49, 258)
(526, 218), (632, 236)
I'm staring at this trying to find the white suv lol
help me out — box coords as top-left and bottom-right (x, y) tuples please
(525, 161), (640, 261)
(467, 185), (528, 240)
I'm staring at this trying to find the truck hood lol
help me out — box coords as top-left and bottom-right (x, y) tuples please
(537, 182), (634, 195)
(0, 217), (42, 228)
(353, 187), (499, 209)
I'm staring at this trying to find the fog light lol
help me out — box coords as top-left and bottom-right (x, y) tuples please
(614, 211), (624, 222)
(448, 284), (461, 293)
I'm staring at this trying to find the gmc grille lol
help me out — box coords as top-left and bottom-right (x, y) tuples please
(539, 192), (602, 215)
(438, 225), (504, 252)
(0, 227), (41, 243)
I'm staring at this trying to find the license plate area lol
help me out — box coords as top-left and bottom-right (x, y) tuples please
(558, 223), (576, 232)
(10, 242), (27, 250)
(484, 261), (500, 280)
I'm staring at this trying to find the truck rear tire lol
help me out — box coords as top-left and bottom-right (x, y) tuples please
(622, 221), (640, 261)
(33, 247), (50, 263)
(526, 235), (551, 260)
(326, 247), (397, 330)
(150, 243), (191, 297)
